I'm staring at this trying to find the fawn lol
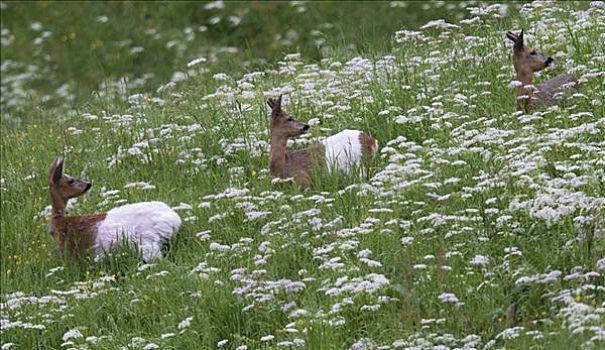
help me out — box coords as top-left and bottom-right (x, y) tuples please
(506, 30), (577, 112)
(47, 156), (181, 261)
(267, 95), (378, 188)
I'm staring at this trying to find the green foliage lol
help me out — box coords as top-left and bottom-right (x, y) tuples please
(1, 1), (605, 350)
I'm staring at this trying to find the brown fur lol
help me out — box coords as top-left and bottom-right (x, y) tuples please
(359, 132), (378, 158)
(507, 30), (578, 112)
(268, 96), (378, 188)
(47, 157), (105, 258)
(359, 132), (378, 176)
(49, 214), (106, 258)
(268, 95), (319, 188)
(285, 144), (326, 188)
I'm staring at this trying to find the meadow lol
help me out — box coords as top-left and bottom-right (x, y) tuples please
(1, 1), (605, 349)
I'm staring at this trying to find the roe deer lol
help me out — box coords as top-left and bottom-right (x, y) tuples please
(267, 95), (378, 188)
(506, 30), (578, 112)
(47, 156), (181, 261)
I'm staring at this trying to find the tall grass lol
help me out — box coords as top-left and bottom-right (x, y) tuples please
(1, 1), (604, 349)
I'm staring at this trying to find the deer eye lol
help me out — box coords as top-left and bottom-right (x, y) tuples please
(529, 51), (537, 55)
(68, 178), (75, 184)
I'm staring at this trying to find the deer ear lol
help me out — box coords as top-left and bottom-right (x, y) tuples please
(267, 95), (283, 112)
(50, 156), (64, 183)
(267, 98), (279, 111)
(506, 31), (518, 42)
(514, 30), (524, 51)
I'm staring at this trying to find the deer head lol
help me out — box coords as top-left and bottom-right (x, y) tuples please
(267, 95), (310, 139)
(48, 157), (92, 208)
(506, 30), (553, 76)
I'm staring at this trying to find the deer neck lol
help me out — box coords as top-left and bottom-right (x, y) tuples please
(515, 69), (534, 112)
(269, 134), (288, 178)
(49, 188), (67, 221)
(48, 188), (69, 248)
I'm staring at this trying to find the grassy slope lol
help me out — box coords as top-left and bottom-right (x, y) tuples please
(1, 1), (605, 349)
(1, 1), (465, 123)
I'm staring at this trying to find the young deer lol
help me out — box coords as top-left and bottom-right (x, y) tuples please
(267, 95), (378, 188)
(47, 156), (181, 261)
(506, 30), (577, 112)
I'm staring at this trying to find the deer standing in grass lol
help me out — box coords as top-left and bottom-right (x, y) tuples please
(267, 95), (378, 188)
(47, 156), (181, 262)
(506, 30), (577, 112)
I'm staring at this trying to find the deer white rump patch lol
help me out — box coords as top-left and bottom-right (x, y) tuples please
(95, 201), (181, 261)
(321, 129), (364, 174)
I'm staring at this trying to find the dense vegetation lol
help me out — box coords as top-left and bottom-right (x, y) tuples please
(1, 1), (604, 349)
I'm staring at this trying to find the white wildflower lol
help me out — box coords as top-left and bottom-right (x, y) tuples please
(204, 0), (224, 10)
(470, 255), (489, 266)
(438, 292), (460, 304)
(187, 57), (207, 67)
(401, 236), (414, 245)
(62, 328), (83, 342)
(178, 316), (193, 330)
(260, 335), (275, 342)
(420, 19), (460, 30)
